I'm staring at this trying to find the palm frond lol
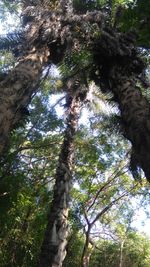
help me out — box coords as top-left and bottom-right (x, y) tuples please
(0, 31), (24, 54)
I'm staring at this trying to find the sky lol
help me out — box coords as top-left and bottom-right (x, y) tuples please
(132, 210), (150, 237)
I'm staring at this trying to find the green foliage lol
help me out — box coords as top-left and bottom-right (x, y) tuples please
(119, 0), (150, 48)
(64, 223), (150, 267)
(0, 72), (64, 266)
(64, 233), (84, 267)
(0, 1), (19, 23)
(0, 0), (150, 266)
(0, 50), (15, 72)
(73, 0), (99, 13)
(90, 232), (150, 267)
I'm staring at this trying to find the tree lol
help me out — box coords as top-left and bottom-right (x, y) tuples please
(91, 28), (150, 180)
(37, 75), (88, 266)
(69, 122), (144, 267)
(90, 231), (150, 267)
(0, 0), (104, 155)
(0, 0), (150, 266)
(0, 0), (149, 179)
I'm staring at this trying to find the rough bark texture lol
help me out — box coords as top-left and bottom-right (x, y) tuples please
(92, 28), (150, 181)
(37, 89), (86, 267)
(0, 1), (104, 156)
(110, 70), (150, 180)
(0, 46), (50, 155)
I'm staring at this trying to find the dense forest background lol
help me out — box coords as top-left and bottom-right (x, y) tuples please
(0, 0), (150, 266)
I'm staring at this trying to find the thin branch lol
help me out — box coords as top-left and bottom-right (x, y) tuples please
(91, 185), (137, 226)
(87, 163), (128, 212)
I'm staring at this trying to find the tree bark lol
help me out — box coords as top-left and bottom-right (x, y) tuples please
(0, 4), (104, 157)
(107, 63), (150, 181)
(81, 227), (92, 267)
(93, 29), (150, 181)
(119, 240), (124, 267)
(0, 46), (50, 155)
(37, 90), (86, 267)
(111, 72), (150, 181)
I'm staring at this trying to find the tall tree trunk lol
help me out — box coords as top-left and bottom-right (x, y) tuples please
(93, 29), (150, 181)
(81, 227), (92, 267)
(109, 65), (150, 181)
(0, 0), (104, 157)
(0, 46), (50, 155)
(37, 90), (86, 267)
(119, 240), (124, 267)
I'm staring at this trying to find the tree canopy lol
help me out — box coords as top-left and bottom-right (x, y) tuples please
(0, 0), (150, 266)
